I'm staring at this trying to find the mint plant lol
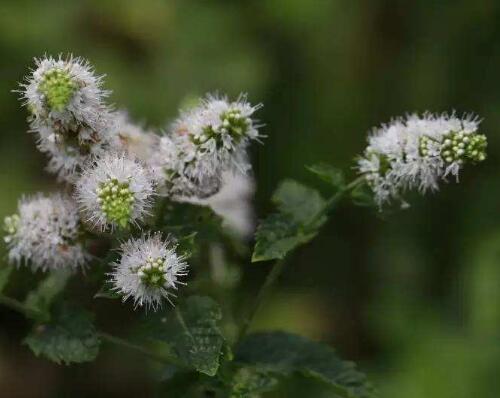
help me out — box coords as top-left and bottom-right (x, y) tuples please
(0, 55), (487, 397)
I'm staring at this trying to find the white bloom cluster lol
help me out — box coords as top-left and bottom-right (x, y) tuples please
(3, 194), (88, 271)
(20, 56), (112, 181)
(357, 113), (487, 207)
(75, 154), (155, 230)
(152, 94), (262, 198)
(11, 55), (268, 309)
(110, 233), (188, 310)
(109, 111), (159, 162)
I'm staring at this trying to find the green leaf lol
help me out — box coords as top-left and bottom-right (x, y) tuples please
(229, 366), (279, 398)
(24, 303), (100, 365)
(252, 214), (319, 262)
(24, 269), (71, 321)
(236, 332), (376, 398)
(252, 180), (326, 262)
(307, 164), (345, 189)
(0, 264), (13, 293)
(273, 179), (326, 224)
(142, 296), (226, 376)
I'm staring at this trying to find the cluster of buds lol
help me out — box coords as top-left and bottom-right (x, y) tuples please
(75, 154), (155, 231)
(137, 256), (169, 288)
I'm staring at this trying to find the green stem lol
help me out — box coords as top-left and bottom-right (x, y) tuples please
(0, 294), (43, 320)
(305, 175), (365, 230)
(238, 176), (366, 342)
(238, 259), (287, 342)
(98, 331), (187, 368)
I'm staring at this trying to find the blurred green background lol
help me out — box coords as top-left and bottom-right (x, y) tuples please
(1, 0), (500, 397)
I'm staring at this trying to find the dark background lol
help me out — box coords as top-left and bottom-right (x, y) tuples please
(1, 1), (499, 397)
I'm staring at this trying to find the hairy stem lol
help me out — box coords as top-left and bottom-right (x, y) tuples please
(238, 176), (366, 342)
(0, 294), (43, 320)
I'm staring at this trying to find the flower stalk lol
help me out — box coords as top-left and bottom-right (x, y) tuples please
(239, 176), (366, 342)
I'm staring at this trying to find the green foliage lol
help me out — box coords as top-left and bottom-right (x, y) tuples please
(229, 366), (279, 397)
(24, 303), (100, 365)
(24, 269), (71, 321)
(307, 163), (346, 190)
(143, 296), (226, 376)
(0, 265), (13, 293)
(273, 179), (326, 225)
(253, 180), (326, 262)
(157, 201), (223, 259)
(350, 183), (375, 208)
(236, 332), (376, 398)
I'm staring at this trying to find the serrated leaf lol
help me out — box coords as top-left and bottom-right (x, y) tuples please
(307, 164), (345, 189)
(230, 366), (279, 398)
(142, 296), (226, 376)
(252, 214), (319, 262)
(236, 332), (376, 398)
(272, 179), (326, 225)
(24, 269), (71, 321)
(0, 264), (13, 293)
(24, 303), (100, 365)
(252, 180), (326, 262)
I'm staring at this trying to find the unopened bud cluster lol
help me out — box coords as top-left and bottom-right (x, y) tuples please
(75, 154), (155, 231)
(3, 215), (20, 242)
(38, 68), (78, 112)
(194, 108), (251, 147)
(97, 179), (134, 228)
(138, 256), (168, 288)
(440, 132), (486, 163)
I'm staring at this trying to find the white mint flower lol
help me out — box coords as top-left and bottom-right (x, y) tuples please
(75, 153), (155, 230)
(20, 55), (113, 181)
(357, 112), (487, 207)
(3, 194), (88, 271)
(151, 134), (223, 198)
(109, 111), (159, 162)
(21, 55), (110, 131)
(153, 94), (262, 198)
(110, 233), (188, 310)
